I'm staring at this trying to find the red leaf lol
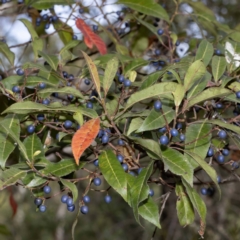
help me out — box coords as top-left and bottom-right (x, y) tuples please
(71, 118), (100, 165)
(76, 18), (107, 55)
(7, 187), (17, 218)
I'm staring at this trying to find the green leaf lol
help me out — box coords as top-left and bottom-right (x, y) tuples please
(59, 40), (80, 54)
(187, 71), (211, 99)
(0, 121), (29, 161)
(161, 147), (193, 186)
(41, 159), (85, 177)
(73, 111), (83, 126)
(138, 197), (161, 228)
(82, 51), (101, 99)
(128, 136), (162, 160)
(53, 19), (73, 45)
(29, 0), (74, 9)
(0, 75), (23, 90)
(140, 71), (165, 90)
(182, 179), (207, 224)
(0, 224), (11, 236)
(2, 101), (98, 119)
(0, 42), (15, 65)
(32, 38), (44, 59)
(137, 108), (174, 133)
(99, 150), (127, 201)
(20, 19), (38, 39)
(38, 51), (59, 71)
(185, 151), (220, 195)
(173, 84), (185, 107)
(184, 60), (206, 91)
(27, 175), (47, 187)
(130, 162), (153, 223)
(212, 56), (227, 82)
(103, 57), (118, 95)
(119, 0), (169, 22)
(23, 133), (44, 162)
(124, 58), (148, 74)
(184, 122), (212, 169)
(175, 183), (195, 226)
(127, 118), (144, 136)
(185, 87), (232, 110)
(195, 39), (214, 66)
(0, 114), (20, 169)
(60, 178), (78, 202)
(0, 168), (26, 190)
(38, 87), (84, 99)
(124, 82), (176, 112)
(26, 76), (58, 87)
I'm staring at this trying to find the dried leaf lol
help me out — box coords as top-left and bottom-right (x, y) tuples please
(71, 118), (100, 165)
(7, 187), (17, 218)
(76, 18), (107, 55)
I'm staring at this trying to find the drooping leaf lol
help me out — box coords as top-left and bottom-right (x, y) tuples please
(0, 114), (20, 169)
(99, 150), (128, 201)
(124, 82), (176, 112)
(7, 187), (18, 218)
(130, 162), (153, 223)
(184, 122), (212, 169)
(0, 168), (26, 190)
(138, 197), (161, 229)
(182, 179), (207, 233)
(76, 19), (107, 55)
(71, 118), (100, 165)
(0, 42), (15, 66)
(175, 183), (195, 226)
(81, 51), (101, 98)
(127, 118), (144, 136)
(184, 60), (206, 91)
(185, 87), (232, 110)
(38, 51), (59, 71)
(212, 56), (227, 82)
(103, 57), (118, 95)
(195, 39), (214, 66)
(119, 0), (169, 22)
(60, 178), (78, 202)
(41, 159), (85, 177)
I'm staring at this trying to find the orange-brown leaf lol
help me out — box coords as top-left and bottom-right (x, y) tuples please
(76, 18), (107, 55)
(71, 118), (100, 165)
(7, 187), (17, 218)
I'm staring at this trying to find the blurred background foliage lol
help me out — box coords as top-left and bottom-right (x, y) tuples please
(1, 0), (240, 240)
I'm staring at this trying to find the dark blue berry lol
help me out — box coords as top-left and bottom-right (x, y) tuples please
(154, 100), (162, 111)
(216, 103), (223, 109)
(222, 149), (229, 156)
(215, 49), (221, 55)
(200, 187), (207, 195)
(105, 195), (112, 203)
(157, 29), (164, 35)
(17, 68), (24, 76)
(12, 86), (20, 93)
(42, 98), (50, 105)
(93, 25), (98, 31)
(86, 102), (93, 109)
(137, 168), (143, 174)
(83, 195), (90, 203)
(37, 114), (44, 121)
(93, 177), (101, 186)
(39, 82), (46, 89)
(27, 125), (35, 134)
(207, 147), (214, 157)
(66, 198), (74, 207)
(122, 163), (128, 172)
(98, 129), (104, 138)
(159, 127), (167, 133)
(149, 189), (154, 197)
(34, 198), (43, 206)
(129, 171), (137, 176)
(217, 154), (225, 163)
(80, 205), (88, 214)
(64, 120), (72, 129)
(68, 74), (74, 81)
(155, 49), (161, 55)
(39, 205), (46, 212)
(117, 154), (124, 163)
(218, 130), (227, 139)
(52, 16), (58, 22)
(67, 204), (75, 212)
(63, 71), (68, 78)
(72, 35), (78, 40)
(176, 122), (183, 129)
(79, 8), (84, 14)
(179, 134), (185, 142)
(118, 139), (124, 146)
(84, 79), (90, 85)
(93, 159), (99, 166)
(175, 40), (180, 46)
(217, 176), (221, 183)
(43, 185), (51, 194)
(160, 135), (169, 145)
(170, 128), (179, 137)
(232, 161), (239, 169)
(236, 91), (240, 99)
(61, 195), (68, 203)
(123, 79), (131, 87)
(118, 75), (124, 83)
(101, 135), (109, 144)
(42, 14), (48, 21)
